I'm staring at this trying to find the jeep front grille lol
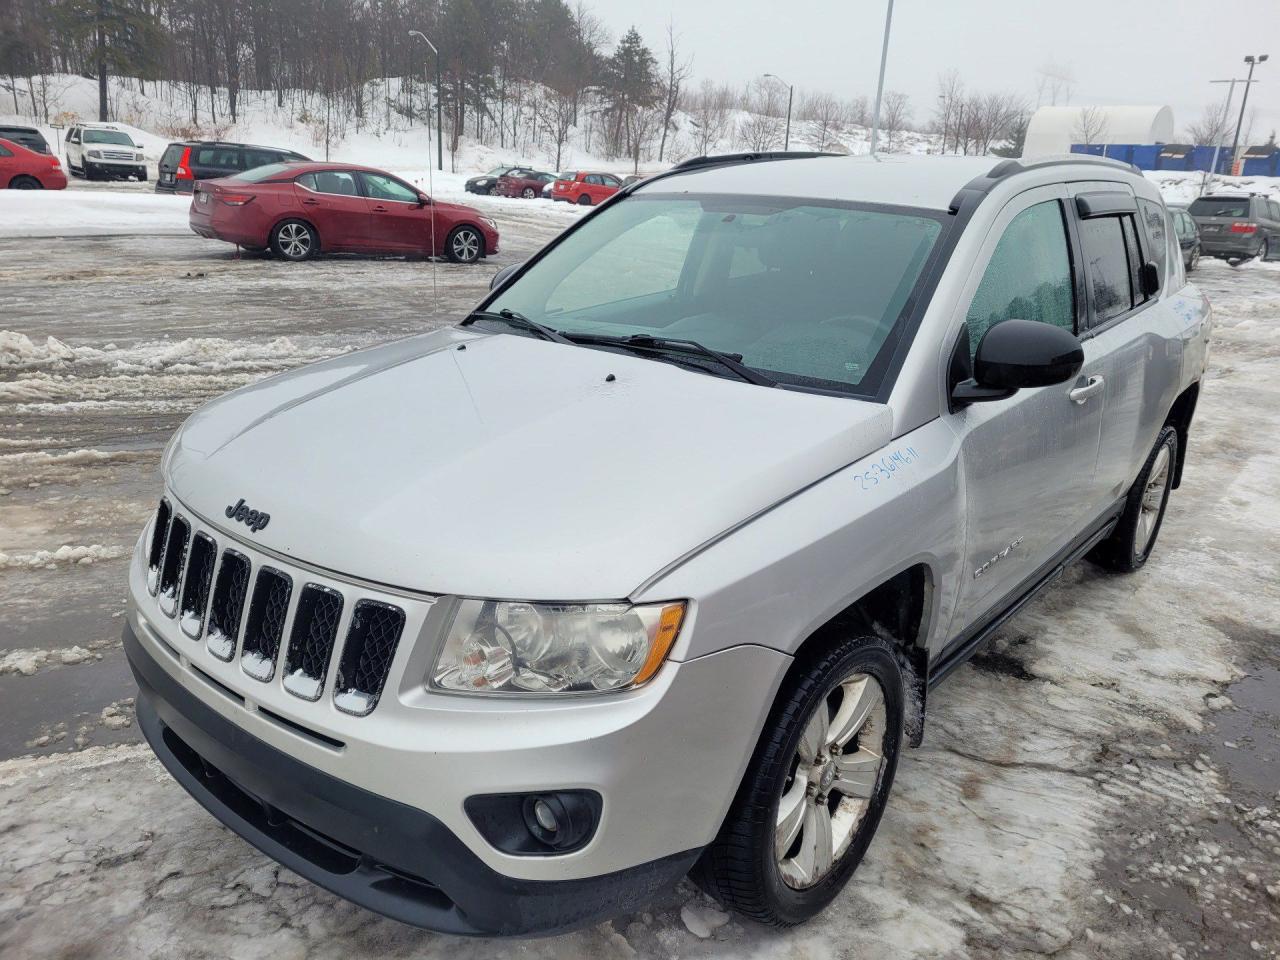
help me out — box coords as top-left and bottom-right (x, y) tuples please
(282, 585), (344, 701)
(207, 549), (250, 661)
(241, 567), (292, 682)
(142, 500), (411, 717)
(335, 600), (406, 716)
(179, 533), (218, 638)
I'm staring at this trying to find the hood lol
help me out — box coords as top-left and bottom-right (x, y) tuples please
(434, 199), (486, 219)
(168, 329), (892, 599)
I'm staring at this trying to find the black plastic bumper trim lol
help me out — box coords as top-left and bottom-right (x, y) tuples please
(124, 622), (699, 936)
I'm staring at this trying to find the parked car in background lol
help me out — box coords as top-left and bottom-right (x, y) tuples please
(157, 140), (310, 194)
(1187, 193), (1280, 265)
(0, 137), (67, 189)
(1168, 204), (1200, 272)
(551, 170), (623, 205)
(64, 123), (147, 181)
(189, 161), (498, 263)
(494, 168), (557, 199)
(465, 165), (521, 195)
(127, 152), (1210, 935)
(542, 172), (571, 199)
(0, 125), (51, 154)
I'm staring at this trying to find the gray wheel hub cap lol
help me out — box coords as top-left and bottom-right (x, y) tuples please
(453, 229), (479, 261)
(1137, 443), (1171, 555)
(776, 673), (888, 889)
(278, 223), (310, 258)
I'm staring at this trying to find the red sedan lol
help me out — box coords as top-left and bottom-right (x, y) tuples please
(551, 171), (623, 205)
(494, 168), (556, 199)
(189, 161), (499, 263)
(0, 137), (67, 189)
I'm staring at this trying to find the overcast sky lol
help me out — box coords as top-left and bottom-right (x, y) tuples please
(586, 0), (1280, 144)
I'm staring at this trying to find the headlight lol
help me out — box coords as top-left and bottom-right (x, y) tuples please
(481, 216), (496, 230)
(432, 599), (685, 695)
(88, 150), (102, 159)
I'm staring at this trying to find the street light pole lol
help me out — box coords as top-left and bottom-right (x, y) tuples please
(764, 73), (793, 151)
(869, 0), (895, 155)
(1207, 78), (1238, 186)
(1229, 54), (1268, 174)
(409, 30), (444, 172)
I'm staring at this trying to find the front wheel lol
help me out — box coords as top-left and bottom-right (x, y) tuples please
(521, 187), (536, 199)
(446, 225), (483, 264)
(1088, 425), (1177, 573)
(270, 219), (318, 261)
(9, 176), (42, 189)
(694, 635), (903, 926)
(1186, 247), (1199, 272)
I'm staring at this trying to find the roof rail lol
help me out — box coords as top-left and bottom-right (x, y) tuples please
(621, 151), (842, 197)
(948, 153), (1143, 215)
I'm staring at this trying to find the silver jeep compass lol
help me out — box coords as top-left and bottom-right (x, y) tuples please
(125, 152), (1211, 935)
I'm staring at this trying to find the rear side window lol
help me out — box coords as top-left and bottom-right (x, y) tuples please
(0, 144), (12, 157)
(966, 200), (1075, 356)
(161, 144), (184, 167)
(195, 147), (242, 168)
(1269, 200), (1280, 221)
(1078, 217), (1133, 324)
(298, 170), (359, 195)
(1136, 198), (1168, 288)
(233, 162), (291, 183)
(585, 174), (603, 185)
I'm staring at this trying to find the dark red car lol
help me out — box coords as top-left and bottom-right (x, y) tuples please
(494, 168), (556, 199)
(189, 161), (499, 263)
(551, 171), (623, 205)
(0, 137), (67, 190)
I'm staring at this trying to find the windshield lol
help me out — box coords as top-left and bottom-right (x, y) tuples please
(1188, 197), (1251, 218)
(486, 194), (945, 395)
(84, 129), (134, 146)
(485, 166), (508, 176)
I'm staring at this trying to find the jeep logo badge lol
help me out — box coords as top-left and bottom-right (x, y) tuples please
(225, 498), (270, 533)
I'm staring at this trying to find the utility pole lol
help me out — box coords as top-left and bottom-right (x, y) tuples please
(869, 0), (895, 155)
(1207, 78), (1238, 187)
(764, 73), (793, 150)
(1229, 54), (1268, 174)
(409, 30), (444, 171)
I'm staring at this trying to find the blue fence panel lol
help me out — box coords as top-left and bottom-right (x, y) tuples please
(1066, 143), (1270, 175)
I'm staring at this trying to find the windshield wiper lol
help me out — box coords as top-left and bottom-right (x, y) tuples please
(563, 332), (776, 387)
(463, 309), (573, 345)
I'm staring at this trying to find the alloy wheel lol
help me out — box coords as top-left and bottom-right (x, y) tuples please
(1136, 443), (1171, 555)
(278, 223), (311, 259)
(776, 673), (887, 889)
(451, 228), (480, 263)
(522, 187), (535, 198)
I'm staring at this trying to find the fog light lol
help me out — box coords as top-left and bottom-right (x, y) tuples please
(532, 799), (559, 833)
(465, 790), (602, 855)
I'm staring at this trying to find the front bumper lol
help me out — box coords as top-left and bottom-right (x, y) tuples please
(126, 623), (698, 935)
(84, 159), (146, 180)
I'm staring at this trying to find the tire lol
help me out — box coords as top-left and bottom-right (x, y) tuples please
(270, 219), (318, 261)
(577, 194), (592, 206)
(521, 187), (536, 199)
(694, 634), (903, 926)
(1088, 425), (1177, 573)
(446, 225), (483, 264)
(1186, 247), (1199, 272)
(1258, 237), (1270, 262)
(9, 176), (42, 190)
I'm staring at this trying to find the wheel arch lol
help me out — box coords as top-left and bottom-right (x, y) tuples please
(1165, 381), (1199, 489)
(786, 563), (934, 747)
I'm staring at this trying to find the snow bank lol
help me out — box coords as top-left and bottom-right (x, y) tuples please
(1147, 171), (1280, 206)
(0, 189), (190, 238)
(0, 544), (126, 569)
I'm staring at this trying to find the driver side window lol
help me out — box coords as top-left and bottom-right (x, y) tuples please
(966, 200), (1075, 357)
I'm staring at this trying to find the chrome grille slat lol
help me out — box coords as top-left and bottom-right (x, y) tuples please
(334, 600), (406, 717)
(146, 498), (171, 595)
(241, 567), (293, 682)
(207, 549), (250, 661)
(179, 533), (218, 638)
(282, 584), (345, 701)
(157, 517), (190, 617)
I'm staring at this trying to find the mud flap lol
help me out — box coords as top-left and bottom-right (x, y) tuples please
(901, 644), (928, 748)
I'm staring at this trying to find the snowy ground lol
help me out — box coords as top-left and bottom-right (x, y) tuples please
(1, 197), (1279, 958)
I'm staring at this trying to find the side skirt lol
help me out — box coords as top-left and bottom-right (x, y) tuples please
(926, 501), (1124, 691)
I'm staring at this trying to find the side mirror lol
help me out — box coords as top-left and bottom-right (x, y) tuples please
(489, 262), (523, 291)
(1139, 261), (1160, 297)
(417, 193), (430, 207)
(952, 319), (1084, 405)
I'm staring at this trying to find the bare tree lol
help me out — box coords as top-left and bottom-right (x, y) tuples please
(799, 90), (848, 150)
(847, 94), (870, 128)
(687, 79), (732, 155)
(934, 69), (963, 153)
(879, 90), (911, 152)
(736, 78), (785, 151)
(1072, 105), (1108, 146)
(656, 20), (692, 162)
(1186, 97), (1232, 145)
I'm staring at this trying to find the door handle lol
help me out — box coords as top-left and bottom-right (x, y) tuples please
(1069, 375), (1104, 405)
(372, 205), (389, 212)
(301, 198), (319, 205)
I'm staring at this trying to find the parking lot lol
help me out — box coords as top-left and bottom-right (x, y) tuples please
(2, 200), (1279, 959)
